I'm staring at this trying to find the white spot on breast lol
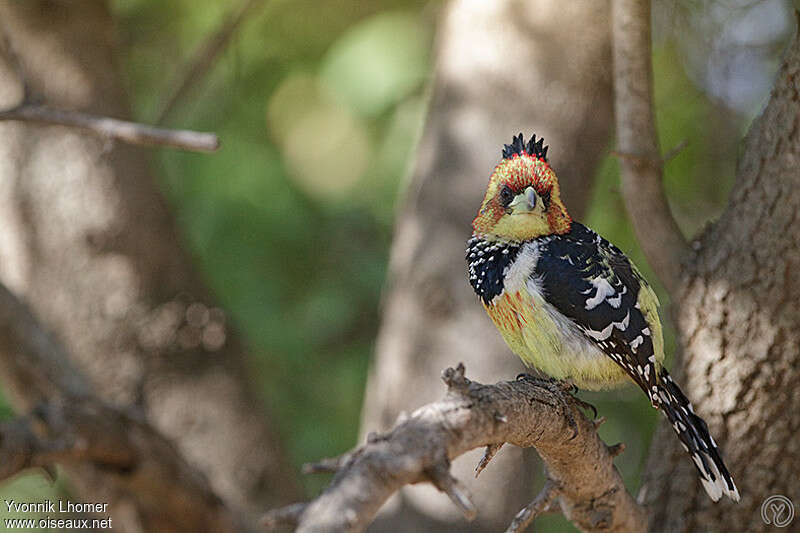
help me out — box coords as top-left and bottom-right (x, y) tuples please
(503, 242), (541, 293)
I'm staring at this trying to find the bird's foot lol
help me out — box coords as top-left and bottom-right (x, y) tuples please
(564, 390), (598, 421)
(515, 372), (556, 386)
(515, 374), (598, 439)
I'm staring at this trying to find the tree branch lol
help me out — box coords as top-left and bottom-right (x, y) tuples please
(155, 0), (268, 125)
(505, 477), (560, 533)
(1, 22), (218, 153)
(0, 103), (220, 152)
(0, 282), (239, 533)
(0, 399), (239, 532)
(263, 365), (646, 533)
(611, 0), (689, 294)
(0, 283), (90, 408)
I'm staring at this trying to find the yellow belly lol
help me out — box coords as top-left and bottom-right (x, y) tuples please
(484, 290), (630, 390)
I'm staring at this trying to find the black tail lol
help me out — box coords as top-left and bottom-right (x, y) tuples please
(656, 370), (739, 502)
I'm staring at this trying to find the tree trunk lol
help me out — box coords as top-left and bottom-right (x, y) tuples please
(641, 18), (800, 532)
(0, 0), (297, 529)
(360, 0), (614, 530)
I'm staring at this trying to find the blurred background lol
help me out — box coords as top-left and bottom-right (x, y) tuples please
(0, 0), (795, 531)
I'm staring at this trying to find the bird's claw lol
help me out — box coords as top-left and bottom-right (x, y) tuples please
(572, 396), (598, 420)
(517, 375), (598, 440)
(516, 372), (556, 385)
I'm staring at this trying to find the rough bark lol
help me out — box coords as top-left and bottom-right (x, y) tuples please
(0, 0), (297, 529)
(640, 16), (800, 533)
(359, 0), (614, 529)
(266, 365), (646, 533)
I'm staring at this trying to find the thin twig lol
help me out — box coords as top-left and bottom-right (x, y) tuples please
(261, 503), (307, 529)
(475, 442), (504, 477)
(661, 139), (689, 163)
(609, 139), (689, 165)
(611, 0), (689, 294)
(0, 104), (220, 152)
(505, 478), (560, 533)
(155, 0), (268, 125)
(1, 22), (218, 152)
(302, 454), (349, 474)
(427, 461), (478, 521)
(607, 442), (627, 457)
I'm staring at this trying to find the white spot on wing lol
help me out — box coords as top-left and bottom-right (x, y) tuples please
(631, 335), (644, 350)
(584, 277), (616, 310)
(584, 322), (614, 341)
(605, 286), (627, 308)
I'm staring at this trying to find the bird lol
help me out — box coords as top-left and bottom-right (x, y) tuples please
(466, 133), (739, 502)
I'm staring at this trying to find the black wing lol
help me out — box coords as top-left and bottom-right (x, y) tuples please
(534, 223), (660, 401)
(535, 224), (739, 501)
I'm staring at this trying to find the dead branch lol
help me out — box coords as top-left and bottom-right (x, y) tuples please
(505, 477), (560, 533)
(611, 0), (689, 294)
(0, 104), (220, 152)
(155, 0), (268, 124)
(263, 365), (646, 533)
(262, 503), (308, 529)
(0, 282), (239, 533)
(1, 22), (218, 153)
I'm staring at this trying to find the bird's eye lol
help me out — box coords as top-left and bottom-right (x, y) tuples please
(499, 185), (514, 207)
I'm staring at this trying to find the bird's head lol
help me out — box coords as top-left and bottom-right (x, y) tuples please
(471, 134), (571, 243)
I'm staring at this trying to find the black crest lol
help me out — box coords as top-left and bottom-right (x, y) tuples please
(501, 133), (549, 162)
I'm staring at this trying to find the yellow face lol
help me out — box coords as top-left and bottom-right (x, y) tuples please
(472, 154), (571, 242)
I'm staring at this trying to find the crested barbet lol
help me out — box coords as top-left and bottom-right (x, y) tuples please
(466, 133), (739, 502)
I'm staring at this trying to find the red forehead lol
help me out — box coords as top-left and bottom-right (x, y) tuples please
(493, 154), (554, 194)
(472, 155), (556, 233)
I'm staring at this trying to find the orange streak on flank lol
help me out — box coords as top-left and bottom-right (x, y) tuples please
(486, 291), (533, 333)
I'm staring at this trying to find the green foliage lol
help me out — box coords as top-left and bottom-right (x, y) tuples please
(0, 474), (65, 532)
(113, 0), (433, 495)
(0, 388), (12, 421)
(320, 12), (430, 116)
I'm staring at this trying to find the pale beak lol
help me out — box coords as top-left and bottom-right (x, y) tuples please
(509, 186), (538, 212)
(525, 187), (537, 210)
